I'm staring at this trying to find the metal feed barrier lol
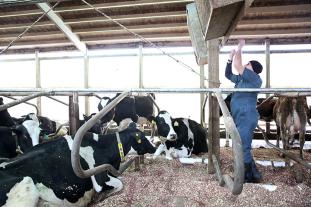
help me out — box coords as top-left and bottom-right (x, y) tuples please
(0, 88), (311, 195)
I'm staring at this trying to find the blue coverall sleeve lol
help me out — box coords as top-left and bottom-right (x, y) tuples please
(241, 69), (262, 88)
(225, 62), (240, 84)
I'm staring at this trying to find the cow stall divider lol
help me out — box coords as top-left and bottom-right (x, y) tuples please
(2, 95), (40, 115)
(71, 91), (143, 178)
(1, 88), (311, 196)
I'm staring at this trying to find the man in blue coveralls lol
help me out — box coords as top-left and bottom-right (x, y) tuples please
(225, 39), (263, 183)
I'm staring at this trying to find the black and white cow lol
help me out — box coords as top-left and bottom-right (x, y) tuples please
(98, 93), (155, 126)
(79, 113), (103, 135)
(13, 114), (57, 139)
(0, 123), (155, 207)
(148, 111), (208, 160)
(0, 97), (15, 127)
(0, 113), (41, 159)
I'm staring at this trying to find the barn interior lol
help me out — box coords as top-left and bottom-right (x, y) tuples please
(0, 0), (311, 206)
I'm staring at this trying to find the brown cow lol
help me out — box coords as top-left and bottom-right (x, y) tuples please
(273, 96), (309, 159)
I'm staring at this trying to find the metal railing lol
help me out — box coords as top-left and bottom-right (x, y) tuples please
(0, 87), (310, 195)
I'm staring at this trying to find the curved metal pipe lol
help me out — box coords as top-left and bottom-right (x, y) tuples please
(147, 93), (160, 114)
(257, 125), (311, 169)
(0, 91), (54, 112)
(214, 91), (244, 195)
(71, 91), (133, 178)
(2, 95), (39, 114)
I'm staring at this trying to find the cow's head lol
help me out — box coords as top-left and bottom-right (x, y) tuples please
(18, 114), (41, 146)
(11, 119), (41, 153)
(148, 110), (177, 141)
(82, 113), (102, 134)
(126, 122), (156, 155)
(37, 116), (56, 137)
(98, 96), (115, 124)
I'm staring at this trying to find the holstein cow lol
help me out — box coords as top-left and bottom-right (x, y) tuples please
(0, 97), (15, 127)
(0, 123), (155, 207)
(0, 113), (41, 159)
(273, 96), (309, 159)
(148, 111), (208, 160)
(98, 93), (156, 126)
(13, 114), (58, 139)
(79, 113), (103, 135)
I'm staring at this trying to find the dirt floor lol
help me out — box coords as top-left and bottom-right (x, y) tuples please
(90, 148), (311, 207)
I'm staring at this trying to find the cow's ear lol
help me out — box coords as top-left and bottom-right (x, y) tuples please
(11, 124), (26, 134)
(147, 115), (155, 122)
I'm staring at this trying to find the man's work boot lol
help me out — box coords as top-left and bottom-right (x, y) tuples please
(244, 161), (262, 183)
(251, 159), (262, 181)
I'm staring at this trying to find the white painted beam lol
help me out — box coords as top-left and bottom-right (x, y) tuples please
(37, 2), (87, 54)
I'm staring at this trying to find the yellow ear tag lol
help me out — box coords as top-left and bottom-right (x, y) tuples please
(118, 143), (125, 161)
(174, 121), (179, 127)
(135, 133), (141, 143)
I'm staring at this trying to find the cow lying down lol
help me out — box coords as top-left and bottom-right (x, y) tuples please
(0, 123), (155, 207)
(149, 111), (208, 160)
(0, 113), (41, 159)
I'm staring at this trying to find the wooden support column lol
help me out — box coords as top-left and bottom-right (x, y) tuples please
(265, 39), (271, 134)
(84, 53), (90, 115)
(69, 92), (79, 135)
(138, 44), (143, 89)
(207, 39), (220, 174)
(200, 65), (206, 126)
(35, 50), (42, 116)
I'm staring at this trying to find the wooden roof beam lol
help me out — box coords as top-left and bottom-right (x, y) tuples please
(247, 4), (311, 14)
(0, 23), (187, 39)
(0, 32), (190, 48)
(239, 17), (311, 26)
(0, 0), (69, 6)
(36, 2), (87, 54)
(231, 28), (311, 38)
(0, 11), (186, 30)
(0, 0), (193, 18)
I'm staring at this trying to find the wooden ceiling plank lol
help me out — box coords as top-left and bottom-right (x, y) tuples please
(247, 4), (311, 14)
(0, 11), (185, 30)
(0, 30), (63, 40)
(37, 2), (87, 54)
(74, 22), (187, 33)
(0, 32), (190, 47)
(0, 22), (187, 39)
(231, 28), (311, 38)
(0, 0), (193, 18)
(67, 11), (186, 25)
(57, 0), (194, 12)
(239, 17), (311, 25)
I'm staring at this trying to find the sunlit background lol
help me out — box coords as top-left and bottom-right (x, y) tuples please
(0, 44), (310, 125)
